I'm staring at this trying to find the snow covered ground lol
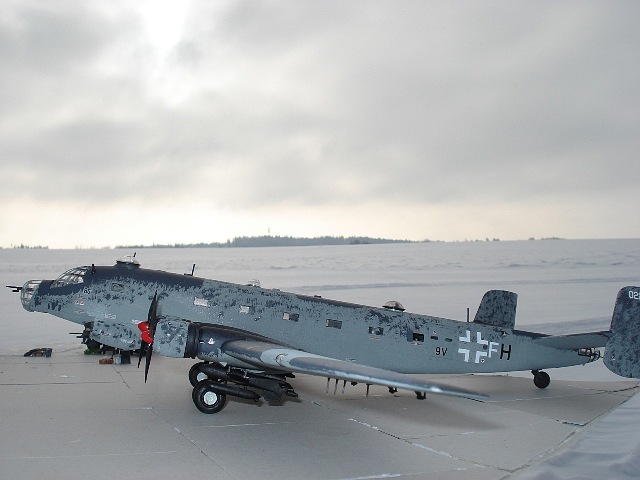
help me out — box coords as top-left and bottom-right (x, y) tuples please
(2, 238), (639, 478)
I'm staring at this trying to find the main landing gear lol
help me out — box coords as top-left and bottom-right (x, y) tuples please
(532, 369), (551, 389)
(193, 381), (228, 414)
(188, 361), (298, 414)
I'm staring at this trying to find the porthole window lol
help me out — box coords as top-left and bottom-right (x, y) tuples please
(368, 326), (384, 336)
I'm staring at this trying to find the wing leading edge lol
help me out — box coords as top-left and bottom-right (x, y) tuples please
(222, 339), (487, 401)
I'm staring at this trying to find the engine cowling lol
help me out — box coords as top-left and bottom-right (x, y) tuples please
(91, 320), (141, 351)
(153, 318), (241, 360)
(153, 319), (285, 362)
(153, 318), (196, 358)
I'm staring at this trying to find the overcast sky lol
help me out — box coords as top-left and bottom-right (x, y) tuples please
(1, 1), (638, 248)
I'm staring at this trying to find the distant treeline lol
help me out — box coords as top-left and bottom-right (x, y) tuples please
(116, 235), (413, 249)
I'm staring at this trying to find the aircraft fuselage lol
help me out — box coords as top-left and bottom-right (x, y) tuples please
(22, 263), (593, 375)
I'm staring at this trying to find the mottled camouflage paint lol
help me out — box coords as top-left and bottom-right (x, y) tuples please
(92, 320), (140, 350)
(18, 261), (639, 378)
(473, 290), (517, 330)
(604, 287), (640, 378)
(155, 317), (190, 358)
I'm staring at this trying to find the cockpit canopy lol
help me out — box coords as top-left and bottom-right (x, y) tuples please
(51, 266), (89, 289)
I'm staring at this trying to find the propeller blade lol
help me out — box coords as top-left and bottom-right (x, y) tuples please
(140, 291), (159, 381)
(148, 291), (158, 324)
(137, 341), (147, 368)
(144, 344), (153, 383)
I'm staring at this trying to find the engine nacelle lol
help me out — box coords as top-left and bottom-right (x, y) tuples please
(154, 318), (248, 360)
(154, 319), (285, 364)
(154, 318), (195, 358)
(91, 320), (141, 351)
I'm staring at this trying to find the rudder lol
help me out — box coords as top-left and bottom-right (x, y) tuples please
(604, 286), (640, 378)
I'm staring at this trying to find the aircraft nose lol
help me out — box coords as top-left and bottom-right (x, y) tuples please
(21, 280), (43, 311)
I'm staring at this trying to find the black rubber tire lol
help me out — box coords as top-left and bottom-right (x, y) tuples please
(533, 370), (551, 389)
(188, 362), (209, 387)
(192, 380), (227, 414)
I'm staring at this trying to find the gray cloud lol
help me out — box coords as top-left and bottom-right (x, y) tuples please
(1, 1), (639, 246)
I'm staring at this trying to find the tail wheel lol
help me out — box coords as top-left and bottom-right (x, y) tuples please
(192, 380), (227, 414)
(532, 370), (551, 389)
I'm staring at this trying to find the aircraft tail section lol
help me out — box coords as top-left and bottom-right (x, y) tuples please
(604, 286), (640, 378)
(473, 290), (517, 330)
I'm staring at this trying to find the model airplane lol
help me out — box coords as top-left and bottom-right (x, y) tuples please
(8, 255), (640, 414)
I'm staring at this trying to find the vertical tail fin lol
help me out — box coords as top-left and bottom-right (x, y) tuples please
(604, 286), (640, 378)
(473, 290), (517, 330)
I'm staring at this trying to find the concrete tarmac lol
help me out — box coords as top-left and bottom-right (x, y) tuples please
(1, 346), (638, 480)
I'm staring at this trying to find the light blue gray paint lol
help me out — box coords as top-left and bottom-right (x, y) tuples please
(14, 258), (640, 409)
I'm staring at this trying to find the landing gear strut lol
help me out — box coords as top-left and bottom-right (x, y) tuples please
(188, 361), (298, 414)
(532, 370), (550, 389)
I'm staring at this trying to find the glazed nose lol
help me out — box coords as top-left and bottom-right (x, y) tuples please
(21, 280), (42, 311)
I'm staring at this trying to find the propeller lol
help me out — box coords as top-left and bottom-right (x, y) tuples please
(137, 291), (159, 382)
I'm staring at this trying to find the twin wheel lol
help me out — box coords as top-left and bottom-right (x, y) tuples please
(189, 363), (227, 414)
(188, 362), (277, 414)
(192, 379), (227, 414)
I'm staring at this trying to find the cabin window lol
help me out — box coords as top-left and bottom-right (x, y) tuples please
(369, 326), (384, 336)
(194, 297), (210, 307)
(283, 312), (299, 322)
(429, 329), (453, 343)
(239, 305), (255, 314)
(412, 332), (424, 343)
(326, 319), (342, 329)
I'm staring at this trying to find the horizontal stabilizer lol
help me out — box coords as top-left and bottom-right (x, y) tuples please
(532, 332), (609, 350)
(474, 290), (517, 330)
(222, 339), (487, 401)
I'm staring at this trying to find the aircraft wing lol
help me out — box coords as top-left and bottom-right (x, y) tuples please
(221, 339), (487, 401)
(532, 331), (610, 350)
